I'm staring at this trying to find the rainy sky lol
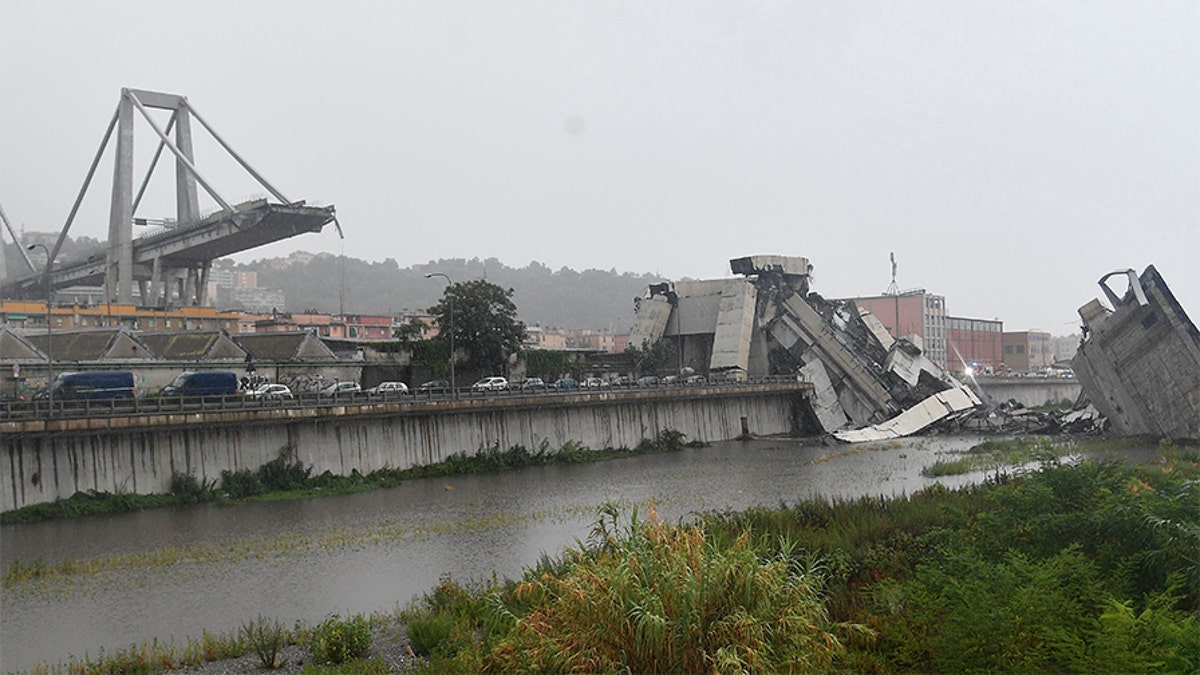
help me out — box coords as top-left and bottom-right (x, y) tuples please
(1, 1), (1196, 333)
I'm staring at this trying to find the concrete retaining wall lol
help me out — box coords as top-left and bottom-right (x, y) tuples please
(2, 386), (806, 512)
(977, 377), (1081, 408)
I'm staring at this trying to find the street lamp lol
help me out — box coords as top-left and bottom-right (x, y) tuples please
(27, 244), (54, 407)
(425, 272), (455, 398)
(87, 254), (113, 326)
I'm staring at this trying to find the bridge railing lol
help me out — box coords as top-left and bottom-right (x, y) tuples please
(0, 375), (809, 422)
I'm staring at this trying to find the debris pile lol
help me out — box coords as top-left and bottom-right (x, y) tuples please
(1071, 266), (1199, 440)
(629, 255), (982, 441)
(945, 400), (1107, 436)
(631, 257), (1196, 442)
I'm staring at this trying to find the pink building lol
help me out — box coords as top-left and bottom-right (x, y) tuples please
(342, 314), (393, 340)
(946, 316), (1003, 374)
(844, 291), (947, 367)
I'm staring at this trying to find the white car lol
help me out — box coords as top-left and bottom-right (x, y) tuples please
(320, 381), (362, 397)
(247, 383), (293, 399)
(471, 377), (509, 392)
(366, 381), (409, 396)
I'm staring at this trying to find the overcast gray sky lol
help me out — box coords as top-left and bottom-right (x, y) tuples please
(2, 0), (1196, 333)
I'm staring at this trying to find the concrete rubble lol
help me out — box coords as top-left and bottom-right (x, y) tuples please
(630, 255), (982, 441)
(1070, 265), (1200, 440)
(631, 256), (1199, 442)
(943, 400), (1107, 436)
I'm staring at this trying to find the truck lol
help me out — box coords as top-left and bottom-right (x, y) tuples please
(159, 371), (239, 397)
(52, 371), (136, 400)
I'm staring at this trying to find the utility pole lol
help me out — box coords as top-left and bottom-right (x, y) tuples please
(28, 243), (54, 414)
(425, 273), (456, 399)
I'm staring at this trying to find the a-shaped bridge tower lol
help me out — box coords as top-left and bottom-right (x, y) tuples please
(2, 88), (338, 306)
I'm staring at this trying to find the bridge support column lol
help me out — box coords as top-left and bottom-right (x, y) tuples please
(108, 92), (135, 304)
(149, 257), (162, 306)
(174, 106), (200, 226)
(196, 261), (211, 305)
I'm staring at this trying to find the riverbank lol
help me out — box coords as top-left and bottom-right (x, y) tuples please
(393, 439), (1200, 672)
(167, 618), (422, 675)
(1, 429), (703, 525)
(5, 434), (1189, 671)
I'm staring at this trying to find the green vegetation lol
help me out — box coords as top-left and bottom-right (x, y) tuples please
(427, 278), (526, 374)
(19, 629), (249, 675)
(1, 431), (700, 525)
(19, 613), (399, 675)
(241, 615), (288, 669)
(304, 614), (374, 665)
(12, 440), (1197, 674)
(625, 338), (677, 375)
(520, 348), (576, 380)
(921, 435), (1158, 477)
(396, 447), (1199, 673)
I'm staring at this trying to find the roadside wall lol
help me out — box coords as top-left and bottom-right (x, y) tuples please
(977, 377), (1081, 408)
(2, 386), (806, 511)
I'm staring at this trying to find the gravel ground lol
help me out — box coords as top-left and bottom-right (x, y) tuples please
(169, 622), (427, 674)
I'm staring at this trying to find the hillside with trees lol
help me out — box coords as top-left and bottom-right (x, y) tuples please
(237, 253), (665, 331)
(4, 232), (667, 330)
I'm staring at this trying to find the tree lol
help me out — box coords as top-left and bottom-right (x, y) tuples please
(429, 279), (526, 374)
(522, 349), (576, 379)
(625, 339), (675, 375)
(393, 318), (427, 345)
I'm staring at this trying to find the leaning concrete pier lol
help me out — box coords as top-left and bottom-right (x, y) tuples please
(2, 383), (812, 511)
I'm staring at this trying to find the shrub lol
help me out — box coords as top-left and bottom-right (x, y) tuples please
(170, 471), (201, 497)
(305, 614), (373, 665)
(407, 611), (458, 656)
(170, 471), (216, 502)
(403, 577), (488, 659)
(241, 615), (288, 669)
(220, 468), (262, 499)
(258, 455), (312, 492)
(483, 504), (862, 672)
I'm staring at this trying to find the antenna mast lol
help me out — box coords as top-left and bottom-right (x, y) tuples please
(884, 252), (899, 295)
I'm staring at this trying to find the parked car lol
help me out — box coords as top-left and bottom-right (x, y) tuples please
(582, 377), (608, 388)
(661, 375), (681, 385)
(519, 377), (548, 391)
(319, 381), (361, 397)
(611, 375), (636, 387)
(635, 375), (659, 387)
(553, 377), (580, 390)
(415, 379), (450, 394)
(246, 383), (293, 399)
(684, 374), (707, 385)
(366, 381), (409, 396)
(471, 377), (509, 392)
(160, 371), (239, 397)
(52, 371), (137, 400)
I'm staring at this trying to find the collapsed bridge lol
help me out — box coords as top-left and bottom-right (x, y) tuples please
(629, 254), (981, 441)
(1, 88), (338, 306)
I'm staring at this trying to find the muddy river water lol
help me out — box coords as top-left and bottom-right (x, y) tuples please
(1, 434), (1075, 668)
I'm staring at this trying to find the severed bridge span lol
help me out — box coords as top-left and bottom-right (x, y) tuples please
(1, 88), (338, 306)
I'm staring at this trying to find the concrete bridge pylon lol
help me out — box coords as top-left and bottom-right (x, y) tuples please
(2, 88), (338, 306)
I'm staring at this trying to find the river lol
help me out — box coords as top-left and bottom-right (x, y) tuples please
(3, 435), (999, 669)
